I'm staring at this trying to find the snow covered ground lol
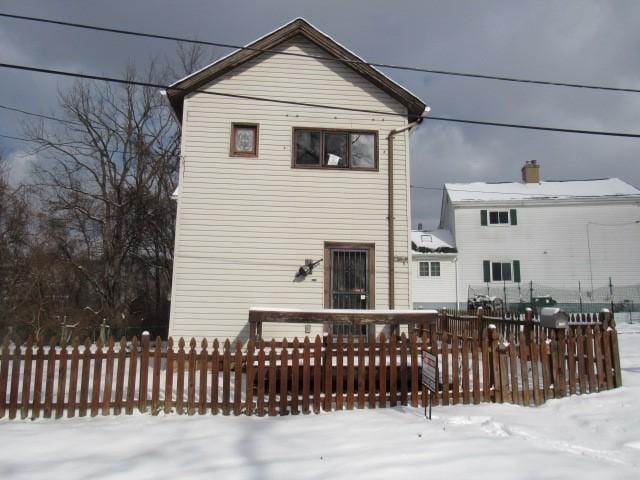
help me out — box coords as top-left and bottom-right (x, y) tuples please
(1, 323), (639, 479)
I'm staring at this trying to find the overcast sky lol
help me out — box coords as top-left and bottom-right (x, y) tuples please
(1, 0), (639, 228)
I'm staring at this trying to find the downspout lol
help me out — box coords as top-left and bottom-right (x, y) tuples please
(386, 110), (427, 309)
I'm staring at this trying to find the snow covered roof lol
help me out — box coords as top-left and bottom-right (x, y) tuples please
(445, 178), (640, 203)
(166, 18), (426, 121)
(411, 229), (457, 253)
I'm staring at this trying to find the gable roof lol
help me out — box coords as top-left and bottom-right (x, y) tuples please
(444, 178), (640, 203)
(411, 229), (457, 253)
(166, 18), (426, 121)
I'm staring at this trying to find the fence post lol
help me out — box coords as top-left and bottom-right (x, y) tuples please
(524, 308), (533, 344)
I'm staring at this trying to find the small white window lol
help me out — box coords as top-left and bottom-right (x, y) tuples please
(430, 262), (440, 277)
(419, 261), (430, 277)
(492, 262), (512, 281)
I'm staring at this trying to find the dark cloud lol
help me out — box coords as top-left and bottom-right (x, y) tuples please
(1, 0), (638, 227)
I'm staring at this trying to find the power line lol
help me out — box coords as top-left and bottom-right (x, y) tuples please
(1, 62), (640, 138)
(1, 11), (639, 94)
(5, 132), (636, 198)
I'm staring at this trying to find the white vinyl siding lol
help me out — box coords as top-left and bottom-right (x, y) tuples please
(170, 36), (412, 342)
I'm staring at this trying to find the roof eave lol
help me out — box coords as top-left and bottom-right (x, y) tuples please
(166, 18), (426, 122)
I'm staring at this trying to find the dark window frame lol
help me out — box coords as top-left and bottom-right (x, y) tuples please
(491, 262), (513, 282)
(230, 123), (259, 157)
(292, 127), (379, 171)
(488, 210), (511, 225)
(430, 262), (441, 277)
(419, 261), (430, 277)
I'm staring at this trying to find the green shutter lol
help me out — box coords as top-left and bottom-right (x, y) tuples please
(480, 210), (488, 226)
(513, 260), (521, 283)
(510, 209), (518, 225)
(483, 260), (491, 282)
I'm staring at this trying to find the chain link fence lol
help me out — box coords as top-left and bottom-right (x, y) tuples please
(468, 280), (640, 317)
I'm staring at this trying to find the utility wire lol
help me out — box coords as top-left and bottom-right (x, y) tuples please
(1, 11), (639, 94)
(1, 62), (640, 138)
(5, 131), (637, 198)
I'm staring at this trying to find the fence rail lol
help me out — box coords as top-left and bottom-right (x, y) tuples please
(0, 312), (622, 420)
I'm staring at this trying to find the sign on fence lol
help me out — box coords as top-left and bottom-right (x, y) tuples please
(422, 350), (438, 392)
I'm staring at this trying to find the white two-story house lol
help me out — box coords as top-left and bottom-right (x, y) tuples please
(412, 160), (640, 310)
(166, 19), (427, 342)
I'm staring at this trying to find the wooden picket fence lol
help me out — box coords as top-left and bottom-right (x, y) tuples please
(0, 317), (622, 420)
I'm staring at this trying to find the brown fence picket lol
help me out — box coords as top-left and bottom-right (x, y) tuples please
(499, 347), (511, 404)
(410, 333), (419, 408)
(585, 327), (596, 393)
(43, 337), (56, 418)
(481, 329), (490, 402)
(549, 332), (560, 399)
(556, 330), (568, 397)
(508, 334), (519, 405)
(211, 339), (219, 415)
(257, 340), (265, 416)
(54, 340), (68, 419)
(246, 339), (255, 416)
(268, 339), (277, 416)
(336, 335), (344, 411)
(223, 339), (231, 416)
(610, 328), (622, 388)
(471, 331), (480, 405)
(442, 333), (450, 405)
(90, 339), (103, 417)
(164, 338), (174, 415)
(126, 337), (139, 415)
(324, 334), (333, 412)
(9, 337), (21, 419)
(399, 333), (408, 405)
(102, 338), (115, 416)
(519, 333), (530, 406)
(302, 337), (310, 414)
(198, 339), (208, 416)
(139, 334), (150, 413)
(452, 334), (460, 405)
(347, 336), (355, 410)
(152, 337), (162, 415)
(32, 340), (45, 419)
(21, 337), (34, 419)
(540, 335), (552, 401)
(0, 337), (8, 418)
(490, 329), (502, 403)
(529, 340), (541, 406)
(575, 328), (587, 394)
(187, 338), (197, 416)
(291, 338), (299, 415)
(279, 339), (288, 416)
(313, 335), (322, 413)
(114, 337), (126, 416)
(567, 329), (577, 396)
(368, 333), (376, 409)
(594, 326), (605, 391)
(602, 329), (614, 390)
(235, 340), (244, 416)
(461, 335), (470, 405)
(357, 336), (366, 409)
(389, 334), (397, 407)
(176, 338), (186, 414)
(379, 333), (387, 408)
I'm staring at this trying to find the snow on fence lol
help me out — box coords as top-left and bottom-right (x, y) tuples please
(0, 315), (622, 420)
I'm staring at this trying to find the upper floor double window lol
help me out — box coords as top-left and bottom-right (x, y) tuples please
(293, 128), (378, 170)
(418, 261), (440, 277)
(480, 209), (518, 226)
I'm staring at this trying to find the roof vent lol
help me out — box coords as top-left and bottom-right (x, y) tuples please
(522, 160), (540, 184)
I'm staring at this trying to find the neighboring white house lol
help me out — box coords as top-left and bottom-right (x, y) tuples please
(410, 229), (458, 310)
(166, 18), (427, 342)
(412, 161), (640, 310)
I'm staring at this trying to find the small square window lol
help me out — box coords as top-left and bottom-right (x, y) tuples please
(491, 262), (512, 281)
(294, 130), (321, 165)
(231, 124), (258, 156)
(430, 262), (440, 276)
(324, 132), (348, 167)
(350, 133), (376, 168)
(419, 261), (430, 277)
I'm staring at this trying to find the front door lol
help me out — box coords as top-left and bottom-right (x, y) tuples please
(324, 242), (375, 335)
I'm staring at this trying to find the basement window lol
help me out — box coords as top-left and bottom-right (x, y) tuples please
(293, 128), (377, 170)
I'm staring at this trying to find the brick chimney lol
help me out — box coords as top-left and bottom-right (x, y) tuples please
(521, 160), (540, 183)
